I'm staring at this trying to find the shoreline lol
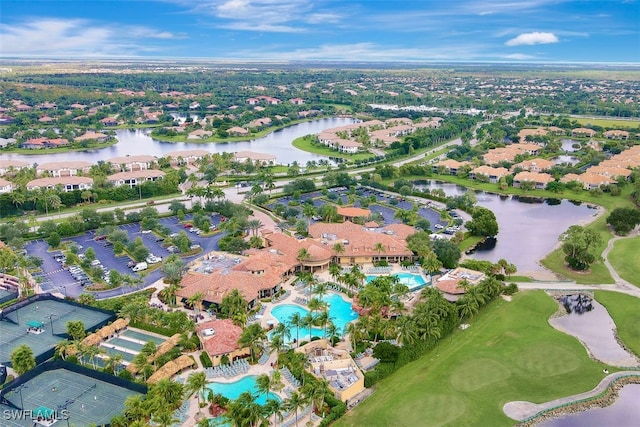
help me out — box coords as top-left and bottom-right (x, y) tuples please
(517, 376), (640, 427)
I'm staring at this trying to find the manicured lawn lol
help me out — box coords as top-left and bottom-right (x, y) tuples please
(337, 291), (610, 427)
(607, 236), (640, 287)
(574, 117), (640, 128)
(508, 275), (533, 282)
(594, 291), (640, 358)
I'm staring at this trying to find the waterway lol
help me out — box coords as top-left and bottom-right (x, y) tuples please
(536, 384), (640, 427)
(0, 117), (356, 165)
(412, 180), (597, 273)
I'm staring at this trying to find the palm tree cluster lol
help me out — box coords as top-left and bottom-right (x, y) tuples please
(328, 263), (366, 291)
(110, 378), (185, 427)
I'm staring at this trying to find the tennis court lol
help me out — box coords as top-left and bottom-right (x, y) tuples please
(0, 298), (113, 365)
(3, 368), (142, 426)
(120, 328), (167, 345)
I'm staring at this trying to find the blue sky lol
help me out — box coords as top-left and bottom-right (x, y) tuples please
(1, 0), (639, 63)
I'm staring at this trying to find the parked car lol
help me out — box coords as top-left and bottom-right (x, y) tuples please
(132, 262), (148, 272)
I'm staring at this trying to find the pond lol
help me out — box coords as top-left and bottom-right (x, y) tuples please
(550, 296), (639, 367)
(537, 384), (640, 427)
(0, 117), (356, 165)
(553, 155), (580, 165)
(412, 180), (598, 274)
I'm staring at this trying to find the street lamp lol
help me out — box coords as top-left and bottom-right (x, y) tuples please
(46, 313), (57, 336)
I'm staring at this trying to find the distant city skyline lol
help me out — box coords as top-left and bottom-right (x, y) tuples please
(1, 0), (639, 63)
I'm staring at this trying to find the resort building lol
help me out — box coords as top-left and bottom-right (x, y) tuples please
(0, 159), (29, 175)
(517, 128), (548, 141)
(336, 206), (371, 222)
(36, 161), (92, 177)
(107, 170), (166, 187)
(74, 131), (110, 142)
(433, 159), (469, 175)
(512, 171), (555, 189)
(297, 340), (365, 404)
(308, 221), (415, 266)
(196, 319), (249, 366)
(571, 128), (597, 138)
(233, 151), (276, 164)
(513, 158), (555, 173)
(107, 155), (157, 172)
(574, 173), (616, 190)
(20, 137), (70, 149)
(26, 176), (93, 192)
(228, 126), (249, 136)
(165, 149), (210, 166)
(470, 165), (509, 183)
(435, 267), (485, 302)
(603, 130), (630, 140)
(0, 178), (13, 194)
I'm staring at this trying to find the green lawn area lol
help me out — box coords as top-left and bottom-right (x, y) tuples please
(291, 136), (378, 161)
(508, 275), (533, 282)
(594, 291), (640, 358)
(337, 291), (611, 427)
(574, 117), (640, 129)
(1, 139), (116, 154)
(607, 237), (640, 287)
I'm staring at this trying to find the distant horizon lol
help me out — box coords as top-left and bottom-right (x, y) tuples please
(1, 1), (638, 63)
(1, 57), (639, 68)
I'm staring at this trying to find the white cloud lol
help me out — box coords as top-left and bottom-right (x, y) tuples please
(230, 42), (495, 62)
(0, 18), (184, 57)
(505, 32), (559, 46)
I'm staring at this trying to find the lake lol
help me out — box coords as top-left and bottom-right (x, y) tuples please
(0, 117), (356, 165)
(412, 180), (597, 274)
(537, 384), (640, 427)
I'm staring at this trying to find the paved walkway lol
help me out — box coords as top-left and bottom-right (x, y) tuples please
(503, 371), (640, 421)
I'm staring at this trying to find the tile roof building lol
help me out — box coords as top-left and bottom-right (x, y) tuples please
(196, 319), (249, 366)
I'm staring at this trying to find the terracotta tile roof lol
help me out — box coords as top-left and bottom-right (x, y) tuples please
(107, 155), (157, 164)
(364, 221), (380, 228)
(165, 149), (210, 159)
(337, 206), (371, 218)
(108, 170), (166, 181)
(472, 165), (509, 177)
(436, 279), (466, 295)
(75, 131), (108, 141)
(0, 160), (29, 169)
(27, 176), (93, 188)
(177, 269), (281, 305)
(514, 158), (555, 171)
(197, 319), (243, 357)
(513, 171), (554, 183)
(37, 161), (92, 171)
(234, 151), (276, 161)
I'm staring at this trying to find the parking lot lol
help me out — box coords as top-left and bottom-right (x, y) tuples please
(26, 214), (226, 299)
(268, 186), (448, 230)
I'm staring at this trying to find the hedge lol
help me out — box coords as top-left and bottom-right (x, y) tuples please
(200, 352), (213, 368)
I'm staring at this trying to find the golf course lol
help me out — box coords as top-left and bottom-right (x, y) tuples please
(337, 291), (614, 427)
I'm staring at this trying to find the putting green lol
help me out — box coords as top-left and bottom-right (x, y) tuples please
(514, 342), (583, 377)
(450, 358), (511, 392)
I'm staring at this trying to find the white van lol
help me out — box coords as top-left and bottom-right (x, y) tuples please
(132, 262), (148, 272)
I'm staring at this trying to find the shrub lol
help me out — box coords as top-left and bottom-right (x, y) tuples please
(372, 342), (400, 363)
(200, 351), (213, 368)
(503, 283), (519, 295)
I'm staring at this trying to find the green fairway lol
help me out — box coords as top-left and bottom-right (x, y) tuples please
(337, 291), (610, 427)
(574, 117), (640, 129)
(595, 291), (640, 358)
(607, 237), (640, 287)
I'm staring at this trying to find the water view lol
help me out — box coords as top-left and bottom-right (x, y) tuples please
(413, 180), (597, 273)
(537, 384), (640, 427)
(0, 117), (356, 165)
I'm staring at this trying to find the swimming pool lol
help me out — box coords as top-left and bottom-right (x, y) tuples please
(270, 293), (359, 341)
(106, 337), (145, 352)
(120, 329), (166, 345)
(366, 272), (428, 291)
(205, 376), (280, 405)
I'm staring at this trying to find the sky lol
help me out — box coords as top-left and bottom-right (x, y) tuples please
(1, 0), (639, 63)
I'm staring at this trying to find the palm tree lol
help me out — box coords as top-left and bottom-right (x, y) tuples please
(346, 322), (366, 352)
(151, 409), (180, 427)
(421, 251), (443, 276)
(124, 394), (149, 422)
(84, 344), (101, 369)
(186, 291), (205, 314)
(328, 263), (341, 285)
(395, 316), (418, 346)
(270, 334), (285, 367)
(106, 352), (124, 375)
(302, 203), (316, 229)
(186, 371), (208, 416)
(457, 294), (480, 321)
(272, 321), (291, 344)
(264, 398), (284, 427)
(256, 373), (273, 401)
(373, 242), (386, 261)
(150, 378), (185, 409)
(55, 340), (73, 361)
(302, 378), (329, 416)
(247, 219), (263, 237)
(302, 311), (315, 342)
(239, 323), (267, 362)
(289, 312), (302, 347)
(284, 391), (308, 427)
(325, 321), (340, 346)
(296, 248), (311, 270)
(349, 264), (366, 289)
(332, 243), (345, 262)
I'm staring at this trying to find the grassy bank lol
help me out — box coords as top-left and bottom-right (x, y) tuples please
(291, 135), (377, 161)
(594, 291), (640, 357)
(607, 236), (640, 287)
(337, 291), (610, 427)
(0, 139), (117, 155)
